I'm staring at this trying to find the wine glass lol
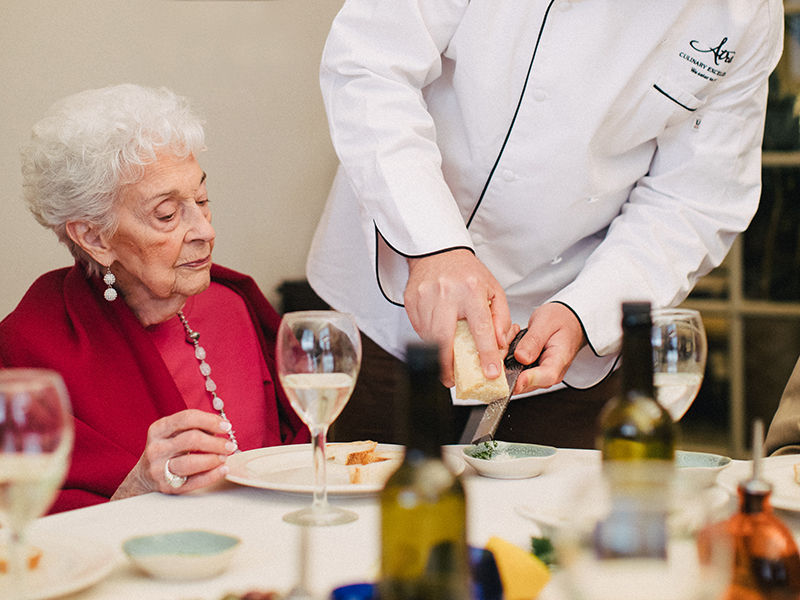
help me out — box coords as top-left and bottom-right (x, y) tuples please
(554, 468), (732, 600)
(276, 310), (362, 526)
(651, 308), (708, 421)
(0, 369), (73, 599)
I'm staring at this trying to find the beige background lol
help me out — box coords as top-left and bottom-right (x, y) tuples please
(0, 0), (344, 319)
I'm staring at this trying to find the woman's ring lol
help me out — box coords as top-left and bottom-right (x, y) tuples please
(164, 458), (187, 489)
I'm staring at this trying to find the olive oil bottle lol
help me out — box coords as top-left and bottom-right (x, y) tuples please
(699, 420), (800, 599)
(599, 301), (675, 462)
(379, 343), (469, 600)
(596, 301), (676, 558)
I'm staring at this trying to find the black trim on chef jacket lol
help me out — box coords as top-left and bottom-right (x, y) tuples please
(652, 84), (698, 112)
(374, 225), (473, 308)
(372, 0), (558, 307)
(364, 1), (625, 390)
(466, 0), (557, 228)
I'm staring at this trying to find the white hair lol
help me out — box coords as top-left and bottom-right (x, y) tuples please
(20, 83), (206, 276)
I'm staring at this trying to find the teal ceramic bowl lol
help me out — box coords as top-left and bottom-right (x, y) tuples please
(675, 450), (731, 488)
(123, 530), (240, 580)
(463, 441), (556, 479)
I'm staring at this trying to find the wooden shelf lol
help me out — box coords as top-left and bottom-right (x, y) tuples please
(786, 0), (800, 14)
(762, 151), (800, 168)
(684, 298), (800, 318)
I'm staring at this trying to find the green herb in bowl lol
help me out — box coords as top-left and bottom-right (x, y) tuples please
(471, 440), (500, 460)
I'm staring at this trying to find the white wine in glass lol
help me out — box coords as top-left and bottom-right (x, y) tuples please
(277, 311), (361, 526)
(0, 369), (73, 599)
(651, 308), (708, 421)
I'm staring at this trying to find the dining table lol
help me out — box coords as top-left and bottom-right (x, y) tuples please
(13, 446), (800, 600)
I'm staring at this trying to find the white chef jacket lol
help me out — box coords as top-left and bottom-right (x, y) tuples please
(306, 0), (784, 400)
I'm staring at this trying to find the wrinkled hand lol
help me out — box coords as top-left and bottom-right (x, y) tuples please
(512, 303), (587, 394)
(404, 249), (515, 387)
(111, 409), (237, 501)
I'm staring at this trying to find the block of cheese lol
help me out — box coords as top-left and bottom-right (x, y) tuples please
(453, 319), (509, 402)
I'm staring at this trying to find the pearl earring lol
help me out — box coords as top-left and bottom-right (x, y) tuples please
(103, 266), (117, 302)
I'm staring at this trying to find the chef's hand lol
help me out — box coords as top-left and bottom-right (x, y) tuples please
(512, 303), (587, 394)
(404, 248), (515, 387)
(110, 409), (236, 500)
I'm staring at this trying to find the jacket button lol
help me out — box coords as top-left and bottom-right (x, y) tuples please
(501, 169), (517, 182)
(558, 1), (572, 11)
(532, 88), (547, 102)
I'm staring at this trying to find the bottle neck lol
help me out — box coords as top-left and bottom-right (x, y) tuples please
(401, 347), (448, 458)
(739, 482), (773, 514)
(404, 378), (446, 457)
(621, 322), (655, 399)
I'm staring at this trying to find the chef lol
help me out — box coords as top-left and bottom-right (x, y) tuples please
(306, 0), (784, 446)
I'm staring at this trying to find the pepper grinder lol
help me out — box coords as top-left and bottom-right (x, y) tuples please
(703, 419), (800, 599)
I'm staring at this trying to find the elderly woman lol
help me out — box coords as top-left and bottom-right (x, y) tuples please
(0, 84), (308, 513)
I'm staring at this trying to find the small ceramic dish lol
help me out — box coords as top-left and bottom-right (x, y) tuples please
(675, 450), (732, 488)
(442, 444), (467, 476)
(122, 529), (240, 580)
(463, 441), (556, 479)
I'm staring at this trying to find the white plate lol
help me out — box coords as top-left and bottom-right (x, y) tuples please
(226, 443), (405, 494)
(0, 536), (116, 599)
(717, 454), (800, 512)
(516, 486), (730, 535)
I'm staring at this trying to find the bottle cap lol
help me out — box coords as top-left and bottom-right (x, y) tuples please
(406, 342), (440, 373)
(621, 302), (652, 328)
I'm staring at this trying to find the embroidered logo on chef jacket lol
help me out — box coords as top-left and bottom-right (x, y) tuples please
(679, 36), (735, 82)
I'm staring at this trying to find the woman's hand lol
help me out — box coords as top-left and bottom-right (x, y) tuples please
(111, 409), (237, 500)
(512, 303), (587, 394)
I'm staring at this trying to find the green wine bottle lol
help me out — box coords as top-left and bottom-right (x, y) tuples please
(379, 343), (470, 600)
(596, 301), (676, 558)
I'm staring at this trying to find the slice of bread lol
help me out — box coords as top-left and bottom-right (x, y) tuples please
(453, 319), (510, 402)
(328, 440), (380, 465)
(328, 441), (399, 484)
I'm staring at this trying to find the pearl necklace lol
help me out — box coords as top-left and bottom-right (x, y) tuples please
(177, 310), (239, 451)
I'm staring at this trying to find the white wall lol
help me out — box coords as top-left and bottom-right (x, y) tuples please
(0, 0), (344, 319)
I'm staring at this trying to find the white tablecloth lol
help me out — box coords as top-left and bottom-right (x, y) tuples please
(18, 448), (800, 600)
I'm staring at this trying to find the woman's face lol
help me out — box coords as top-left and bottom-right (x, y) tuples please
(108, 153), (215, 308)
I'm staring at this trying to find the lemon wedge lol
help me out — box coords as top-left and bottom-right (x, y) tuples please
(486, 536), (550, 600)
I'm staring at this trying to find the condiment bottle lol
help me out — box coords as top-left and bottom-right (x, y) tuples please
(596, 301), (676, 558)
(700, 420), (800, 599)
(379, 342), (470, 600)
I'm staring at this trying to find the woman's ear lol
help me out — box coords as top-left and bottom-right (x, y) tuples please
(65, 221), (115, 266)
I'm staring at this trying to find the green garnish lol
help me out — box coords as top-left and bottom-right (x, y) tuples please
(531, 536), (557, 566)
(471, 440), (499, 460)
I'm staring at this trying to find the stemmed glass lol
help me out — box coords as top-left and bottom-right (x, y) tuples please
(276, 310), (361, 526)
(651, 308), (708, 421)
(554, 468), (732, 600)
(0, 369), (73, 599)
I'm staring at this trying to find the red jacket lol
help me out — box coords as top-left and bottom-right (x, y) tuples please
(0, 263), (308, 513)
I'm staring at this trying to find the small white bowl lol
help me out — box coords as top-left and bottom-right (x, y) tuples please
(463, 441), (556, 479)
(676, 450), (731, 488)
(123, 530), (240, 580)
